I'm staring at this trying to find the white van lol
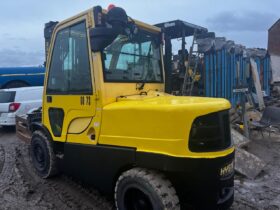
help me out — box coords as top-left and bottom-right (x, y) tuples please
(0, 86), (43, 126)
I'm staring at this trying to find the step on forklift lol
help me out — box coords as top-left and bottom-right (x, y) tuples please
(17, 5), (234, 210)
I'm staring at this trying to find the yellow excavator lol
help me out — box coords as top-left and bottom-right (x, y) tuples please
(16, 5), (234, 210)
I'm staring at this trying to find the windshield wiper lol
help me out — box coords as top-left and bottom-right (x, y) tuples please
(117, 91), (147, 99)
(136, 43), (153, 91)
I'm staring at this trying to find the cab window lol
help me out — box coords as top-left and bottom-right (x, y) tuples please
(103, 31), (163, 83)
(47, 21), (92, 94)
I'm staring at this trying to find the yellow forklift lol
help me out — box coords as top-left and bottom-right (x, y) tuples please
(17, 5), (234, 210)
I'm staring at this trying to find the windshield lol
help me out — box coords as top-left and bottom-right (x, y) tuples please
(102, 30), (163, 83)
(0, 91), (15, 103)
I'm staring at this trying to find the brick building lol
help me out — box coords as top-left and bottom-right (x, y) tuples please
(268, 19), (280, 55)
(268, 19), (280, 83)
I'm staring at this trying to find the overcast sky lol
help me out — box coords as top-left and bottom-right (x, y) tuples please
(0, 0), (278, 67)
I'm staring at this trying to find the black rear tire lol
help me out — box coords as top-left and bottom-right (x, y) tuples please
(30, 130), (59, 178)
(115, 168), (180, 210)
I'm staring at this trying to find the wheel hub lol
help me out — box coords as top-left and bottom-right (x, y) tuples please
(33, 143), (46, 171)
(124, 188), (153, 210)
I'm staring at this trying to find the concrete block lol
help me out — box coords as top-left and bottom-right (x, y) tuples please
(235, 148), (266, 179)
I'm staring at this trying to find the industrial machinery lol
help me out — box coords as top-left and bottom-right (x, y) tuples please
(156, 20), (208, 96)
(17, 5), (234, 210)
(157, 20), (271, 108)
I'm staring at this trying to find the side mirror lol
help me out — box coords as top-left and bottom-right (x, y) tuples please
(89, 27), (119, 52)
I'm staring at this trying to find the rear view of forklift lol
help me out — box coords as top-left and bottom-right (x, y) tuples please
(23, 5), (234, 210)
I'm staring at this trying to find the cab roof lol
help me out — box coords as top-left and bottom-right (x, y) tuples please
(155, 20), (207, 39)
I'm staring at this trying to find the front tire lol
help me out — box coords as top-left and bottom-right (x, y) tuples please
(115, 168), (180, 210)
(30, 130), (58, 178)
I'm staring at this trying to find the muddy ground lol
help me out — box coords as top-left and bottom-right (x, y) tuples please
(0, 127), (279, 210)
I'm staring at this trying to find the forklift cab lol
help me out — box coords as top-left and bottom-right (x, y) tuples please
(155, 20), (207, 94)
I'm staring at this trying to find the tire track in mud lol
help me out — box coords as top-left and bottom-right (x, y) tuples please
(47, 176), (114, 210)
(0, 141), (16, 189)
(0, 132), (25, 210)
(0, 130), (113, 210)
(13, 145), (65, 209)
(0, 145), (5, 175)
(0, 132), (10, 177)
(15, 142), (114, 210)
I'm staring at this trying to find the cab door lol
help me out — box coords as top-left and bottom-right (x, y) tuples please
(43, 17), (96, 143)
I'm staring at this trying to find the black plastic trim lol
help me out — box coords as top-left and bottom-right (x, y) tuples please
(48, 108), (64, 137)
(61, 143), (136, 193)
(189, 110), (232, 153)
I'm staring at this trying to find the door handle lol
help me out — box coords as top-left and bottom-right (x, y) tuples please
(47, 96), (52, 103)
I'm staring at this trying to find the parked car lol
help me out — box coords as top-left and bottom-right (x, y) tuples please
(0, 67), (45, 89)
(0, 86), (43, 126)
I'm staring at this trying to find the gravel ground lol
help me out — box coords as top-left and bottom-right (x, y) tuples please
(0, 127), (279, 210)
(231, 133), (280, 210)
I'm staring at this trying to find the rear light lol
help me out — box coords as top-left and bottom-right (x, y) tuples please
(107, 4), (116, 11)
(9, 103), (21, 112)
(189, 110), (231, 152)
